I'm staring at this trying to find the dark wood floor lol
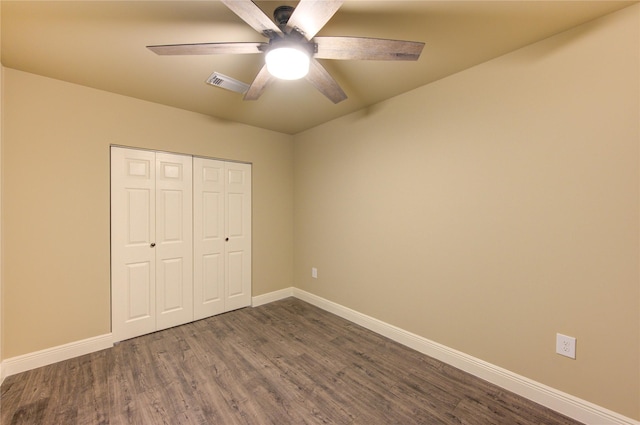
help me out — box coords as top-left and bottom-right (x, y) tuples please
(1, 298), (583, 425)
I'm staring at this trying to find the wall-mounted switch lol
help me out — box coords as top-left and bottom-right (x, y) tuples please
(311, 267), (318, 279)
(556, 333), (576, 359)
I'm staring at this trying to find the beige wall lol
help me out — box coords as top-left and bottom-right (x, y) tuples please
(293, 5), (639, 420)
(1, 3), (639, 422)
(2, 68), (294, 358)
(1, 3), (3, 367)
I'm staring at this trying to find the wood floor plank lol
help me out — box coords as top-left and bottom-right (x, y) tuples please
(168, 326), (239, 424)
(1, 298), (584, 425)
(75, 350), (110, 425)
(0, 376), (30, 424)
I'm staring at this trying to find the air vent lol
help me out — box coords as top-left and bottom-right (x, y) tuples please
(205, 72), (250, 94)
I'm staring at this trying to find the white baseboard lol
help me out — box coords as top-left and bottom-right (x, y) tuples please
(1, 289), (637, 425)
(290, 288), (639, 425)
(252, 287), (294, 307)
(0, 287), (289, 383)
(0, 287), (295, 381)
(1, 333), (113, 380)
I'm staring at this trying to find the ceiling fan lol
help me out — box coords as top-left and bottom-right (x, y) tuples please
(147, 0), (425, 104)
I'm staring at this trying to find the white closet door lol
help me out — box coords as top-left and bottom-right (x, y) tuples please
(193, 158), (225, 320)
(111, 147), (157, 341)
(155, 153), (193, 331)
(113, 147), (249, 340)
(224, 162), (252, 311)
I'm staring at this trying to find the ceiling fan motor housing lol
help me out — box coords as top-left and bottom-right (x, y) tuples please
(273, 6), (294, 29)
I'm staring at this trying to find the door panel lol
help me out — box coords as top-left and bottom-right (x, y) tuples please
(159, 257), (184, 311)
(227, 251), (244, 297)
(227, 194), (244, 237)
(203, 254), (222, 301)
(203, 192), (221, 239)
(193, 158), (225, 319)
(155, 152), (193, 331)
(111, 147), (157, 341)
(127, 189), (151, 244)
(160, 190), (184, 242)
(127, 261), (152, 319)
(224, 162), (252, 311)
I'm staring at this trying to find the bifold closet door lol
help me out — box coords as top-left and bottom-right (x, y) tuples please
(193, 158), (252, 319)
(111, 147), (193, 342)
(193, 158), (225, 319)
(154, 152), (193, 331)
(111, 148), (156, 341)
(224, 161), (252, 311)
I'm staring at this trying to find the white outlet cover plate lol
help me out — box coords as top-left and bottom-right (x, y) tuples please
(556, 333), (576, 359)
(311, 268), (318, 279)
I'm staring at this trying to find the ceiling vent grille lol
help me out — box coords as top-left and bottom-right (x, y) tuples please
(206, 72), (250, 94)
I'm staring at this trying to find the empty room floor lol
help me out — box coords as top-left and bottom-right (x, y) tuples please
(1, 298), (582, 424)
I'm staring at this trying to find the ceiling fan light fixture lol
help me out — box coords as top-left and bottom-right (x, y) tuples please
(265, 43), (310, 80)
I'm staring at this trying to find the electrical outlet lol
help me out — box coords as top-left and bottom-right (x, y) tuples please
(311, 267), (318, 279)
(556, 333), (576, 359)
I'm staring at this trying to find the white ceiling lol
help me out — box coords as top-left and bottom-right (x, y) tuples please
(2, 0), (636, 134)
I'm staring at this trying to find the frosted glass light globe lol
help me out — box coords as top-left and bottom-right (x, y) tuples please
(265, 46), (310, 80)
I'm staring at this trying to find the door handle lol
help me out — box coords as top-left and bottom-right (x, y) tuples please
(150, 243), (156, 247)
(225, 238), (229, 242)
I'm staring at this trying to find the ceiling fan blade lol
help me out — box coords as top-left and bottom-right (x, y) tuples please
(315, 37), (425, 61)
(306, 59), (347, 104)
(220, 0), (283, 39)
(285, 0), (344, 39)
(147, 42), (266, 56)
(244, 65), (273, 101)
